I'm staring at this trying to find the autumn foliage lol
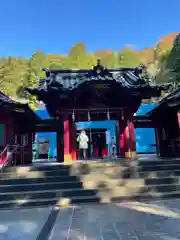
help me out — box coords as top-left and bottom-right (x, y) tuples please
(0, 32), (179, 107)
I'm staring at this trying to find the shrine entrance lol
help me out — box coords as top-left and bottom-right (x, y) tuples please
(76, 128), (108, 160)
(56, 107), (137, 162)
(25, 61), (165, 163)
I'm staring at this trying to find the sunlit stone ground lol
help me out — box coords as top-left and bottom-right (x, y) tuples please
(1, 200), (180, 239)
(0, 207), (51, 240)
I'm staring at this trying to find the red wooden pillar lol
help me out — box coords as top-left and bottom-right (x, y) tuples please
(119, 118), (136, 158)
(177, 112), (180, 128)
(57, 120), (64, 162)
(128, 120), (136, 158)
(64, 118), (77, 162)
(124, 121), (130, 158)
(119, 119), (126, 158)
(70, 121), (77, 160)
(64, 119), (71, 162)
(119, 118), (130, 158)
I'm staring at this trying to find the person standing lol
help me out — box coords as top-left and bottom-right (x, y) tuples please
(96, 133), (104, 159)
(111, 137), (117, 159)
(77, 130), (89, 160)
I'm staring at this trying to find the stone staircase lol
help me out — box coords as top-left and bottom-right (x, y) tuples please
(1, 158), (180, 209)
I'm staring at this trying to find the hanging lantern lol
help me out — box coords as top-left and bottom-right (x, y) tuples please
(72, 110), (75, 122)
(88, 111), (91, 121)
(121, 109), (124, 120)
(107, 109), (110, 120)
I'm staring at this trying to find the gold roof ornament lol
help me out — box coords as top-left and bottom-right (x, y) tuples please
(93, 59), (104, 74)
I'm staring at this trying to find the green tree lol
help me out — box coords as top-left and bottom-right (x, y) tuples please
(155, 42), (170, 61)
(0, 57), (28, 98)
(67, 42), (88, 69)
(20, 51), (47, 91)
(16, 51), (47, 108)
(0, 33), (178, 106)
(166, 34), (180, 84)
(100, 52), (118, 68)
(85, 53), (97, 69)
(47, 54), (67, 68)
(118, 48), (142, 67)
(146, 49), (174, 86)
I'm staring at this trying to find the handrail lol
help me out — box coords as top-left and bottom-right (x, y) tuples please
(0, 145), (8, 158)
(0, 144), (20, 171)
(0, 145), (9, 170)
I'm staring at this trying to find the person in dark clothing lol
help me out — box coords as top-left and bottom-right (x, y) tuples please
(96, 134), (104, 159)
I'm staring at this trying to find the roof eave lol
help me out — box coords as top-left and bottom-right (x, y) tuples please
(42, 67), (138, 74)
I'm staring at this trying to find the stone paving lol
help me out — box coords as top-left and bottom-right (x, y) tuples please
(1, 200), (180, 239)
(0, 207), (51, 240)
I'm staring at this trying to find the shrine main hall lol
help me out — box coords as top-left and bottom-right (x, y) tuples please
(25, 62), (166, 162)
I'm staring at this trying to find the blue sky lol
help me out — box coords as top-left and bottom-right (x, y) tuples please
(0, 0), (180, 57)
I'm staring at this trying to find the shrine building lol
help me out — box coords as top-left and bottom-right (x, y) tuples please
(26, 61), (166, 162)
(0, 91), (39, 165)
(147, 87), (180, 158)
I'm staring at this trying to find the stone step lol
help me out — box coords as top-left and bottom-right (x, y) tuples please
(81, 181), (180, 198)
(139, 169), (180, 178)
(1, 170), (180, 186)
(150, 184), (180, 193)
(0, 181), (83, 193)
(1, 181), (180, 202)
(0, 189), (98, 202)
(0, 175), (79, 184)
(0, 176), (179, 193)
(138, 159), (180, 166)
(2, 161), (180, 209)
(0, 195), (101, 209)
(3, 162), (128, 174)
(70, 162), (180, 176)
(1, 189), (180, 209)
(1, 168), (180, 185)
(77, 168), (180, 179)
(0, 169), (71, 179)
(5, 160), (180, 172)
(111, 190), (180, 202)
(3, 161), (180, 179)
(2, 166), (180, 180)
(0, 186), (180, 209)
(2, 164), (70, 173)
(96, 185), (180, 200)
(145, 176), (180, 185)
(0, 166), (131, 179)
(81, 175), (180, 189)
(139, 164), (180, 172)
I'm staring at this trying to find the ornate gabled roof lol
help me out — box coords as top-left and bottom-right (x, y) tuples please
(147, 87), (180, 116)
(28, 63), (157, 93)
(0, 91), (39, 120)
(166, 87), (180, 101)
(25, 62), (168, 110)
